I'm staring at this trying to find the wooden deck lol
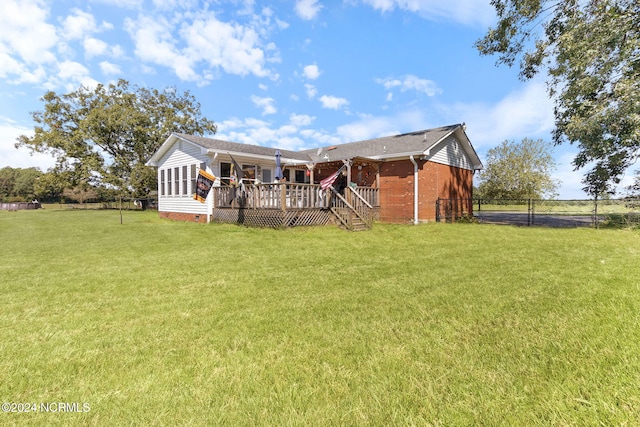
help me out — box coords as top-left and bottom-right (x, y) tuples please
(211, 183), (379, 229)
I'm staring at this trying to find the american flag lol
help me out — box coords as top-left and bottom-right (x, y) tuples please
(320, 164), (346, 190)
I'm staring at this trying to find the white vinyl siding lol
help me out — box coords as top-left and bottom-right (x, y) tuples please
(426, 136), (474, 170)
(157, 140), (210, 215)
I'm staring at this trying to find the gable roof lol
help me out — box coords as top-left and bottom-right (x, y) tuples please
(301, 124), (480, 166)
(147, 124), (482, 170)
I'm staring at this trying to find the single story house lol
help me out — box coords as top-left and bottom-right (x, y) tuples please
(146, 123), (482, 229)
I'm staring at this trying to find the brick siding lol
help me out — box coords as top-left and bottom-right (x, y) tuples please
(379, 159), (473, 223)
(159, 211), (208, 223)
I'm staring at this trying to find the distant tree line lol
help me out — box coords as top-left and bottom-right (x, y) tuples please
(0, 166), (115, 204)
(0, 167), (42, 202)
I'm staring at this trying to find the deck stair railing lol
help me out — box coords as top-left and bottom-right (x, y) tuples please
(329, 186), (373, 231)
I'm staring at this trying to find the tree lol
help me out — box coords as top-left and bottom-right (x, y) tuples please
(0, 167), (17, 201)
(476, 0), (640, 198)
(625, 170), (640, 197)
(62, 186), (99, 205)
(13, 168), (42, 200)
(16, 79), (216, 197)
(0, 167), (42, 201)
(476, 138), (558, 199)
(33, 171), (70, 202)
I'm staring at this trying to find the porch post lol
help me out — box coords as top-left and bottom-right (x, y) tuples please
(308, 163), (315, 185)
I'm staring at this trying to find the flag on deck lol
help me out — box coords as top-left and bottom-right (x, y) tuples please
(228, 153), (244, 185)
(320, 164), (346, 190)
(193, 169), (216, 203)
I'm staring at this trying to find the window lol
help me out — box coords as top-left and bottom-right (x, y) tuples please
(262, 168), (272, 183)
(167, 169), (172, 195)
(160, 170), (165, 196)
(182, 165), (188, 195)
(191, 164), (197, 195)
(242, 164), (256, 181)
(220, 162), (231, 185)
(295, 169), (309, 183)
(174, 167), (180, 195)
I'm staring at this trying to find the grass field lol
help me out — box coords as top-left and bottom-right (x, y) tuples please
(1, 209), (639, 426)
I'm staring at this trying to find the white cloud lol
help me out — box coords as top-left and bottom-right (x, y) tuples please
(289, 114), (314, 127)
(55, 60), (99, 90)
(305, 84), (317, 99)
(251, 95), (277, 115)
(61, 9), (98, 40)
(125, 10), (279, 84)
(94, 0), (143, 8)
(0, 0), (58, 67)
(84, 38), (108, 58)
(303, 64), (321, 80)
(184, 16), (272, 78)
(359, 0), (495, 27)
(125, 15), (197, 81)
(319, 95), (349, 110)
(216, 115), (333, 151)
(295, 0), (323, 20)
(335, 109), (429, 142)
(444, 80), (554, 151)
(0, 121), (56, 170)
(99, 61), (121, 75)
(300, 129), (342, 146)
(376, 74), (441, 96)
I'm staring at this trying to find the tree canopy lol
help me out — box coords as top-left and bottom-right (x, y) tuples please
(476, 138), (558, 199)
(0, 167), (42, 202)
(476, 0), (640, 197)
(16, 79), (216, 197)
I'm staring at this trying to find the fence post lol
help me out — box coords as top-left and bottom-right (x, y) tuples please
(436, 199), (440, 222)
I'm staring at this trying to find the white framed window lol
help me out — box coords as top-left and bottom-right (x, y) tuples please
(190, 164), (197, 195)
(182, 165), (188, 196)
(174, 167), (180, 195)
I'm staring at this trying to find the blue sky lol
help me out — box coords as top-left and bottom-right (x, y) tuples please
(0, 0), (629, 198)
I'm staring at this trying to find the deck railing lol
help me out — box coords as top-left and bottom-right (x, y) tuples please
(212, 183), (379, 210)
(352, 186), (379, 207)
(344, 187), (375, 226)
(330, 187), (375, 230)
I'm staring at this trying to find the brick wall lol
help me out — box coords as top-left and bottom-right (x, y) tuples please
(379, 159), (473, 223)
(159, 211), (208, 223)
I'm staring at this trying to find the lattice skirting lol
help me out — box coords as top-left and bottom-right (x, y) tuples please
(211, 208), (334, 228)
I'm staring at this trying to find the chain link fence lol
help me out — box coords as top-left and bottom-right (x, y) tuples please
(436, 198), (640, 228)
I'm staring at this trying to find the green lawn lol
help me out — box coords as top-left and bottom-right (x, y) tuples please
(1, 209), (639, 426)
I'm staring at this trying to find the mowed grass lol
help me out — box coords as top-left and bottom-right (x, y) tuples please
(1, 210), (639, 426)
